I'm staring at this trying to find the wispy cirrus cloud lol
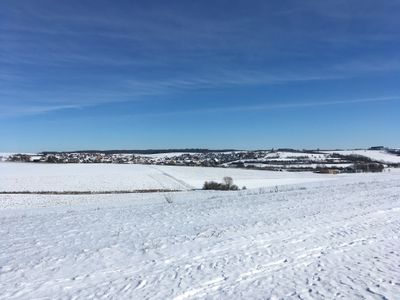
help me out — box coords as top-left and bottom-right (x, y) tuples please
(0, 69), (345, 118)
(3, 0), (397, 69)
(125, 70), (344, 94)
(334, 57), (400, 73)
(1, 0), (399, 121)
(121, 95), (400, 118)
(0, 104), (81, 118)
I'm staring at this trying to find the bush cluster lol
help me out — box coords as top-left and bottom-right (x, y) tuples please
(203, 177), (239, 191)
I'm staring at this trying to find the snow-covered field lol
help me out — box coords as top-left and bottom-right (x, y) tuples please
(264, 151), (328, 161)
(259, 149), (400, 164)
(0, 163), (334, 192)
(0, 164), (399, 299)
(323, 150), (400, 164)
(143, 152), (196, 159)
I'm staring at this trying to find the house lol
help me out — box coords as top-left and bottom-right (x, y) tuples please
(315, 168), (339, 174)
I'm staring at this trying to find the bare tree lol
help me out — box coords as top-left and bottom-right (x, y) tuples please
(223, 176), (233, 187)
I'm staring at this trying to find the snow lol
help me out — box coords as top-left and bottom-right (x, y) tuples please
(0, 166), (399, 299)
(0, 162), (334, 192)
(244, 163), (353, 169)
(142, 152), (196, 159)
(264, 151), (328, 161)
(0, 153), (26, 162)
(323, 150), (400, 164)
(0, 153), (17, 158)
(261, 149), (400, 164)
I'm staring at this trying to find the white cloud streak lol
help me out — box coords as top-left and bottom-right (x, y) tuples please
(0, 104), (81, 118)
(121, 96), (400, 118)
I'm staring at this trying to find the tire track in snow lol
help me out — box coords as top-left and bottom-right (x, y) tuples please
(150, 166), (195, 190)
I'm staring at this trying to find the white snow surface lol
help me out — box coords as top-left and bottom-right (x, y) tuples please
(324, 150), (400, 164)
(0, 163), (333, 192)
(1, 169), (400, 299)
(0, 153), (17, 159)
(264, 151), (328, 161)
(142, 152), (196, 159)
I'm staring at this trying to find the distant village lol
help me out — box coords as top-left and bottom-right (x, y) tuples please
(5, 151), (260, 166)
(4, 147), (399, 174)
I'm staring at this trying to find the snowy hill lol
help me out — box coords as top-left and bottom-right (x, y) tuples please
(323, 149), (400, 164)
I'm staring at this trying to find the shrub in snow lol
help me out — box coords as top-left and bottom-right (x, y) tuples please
(203, 177), (239, 191)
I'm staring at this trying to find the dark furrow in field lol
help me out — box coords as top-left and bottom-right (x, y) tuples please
(0, 189), (185, 195)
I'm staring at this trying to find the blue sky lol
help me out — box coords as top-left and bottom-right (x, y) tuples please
(1, 0), (400, 151)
